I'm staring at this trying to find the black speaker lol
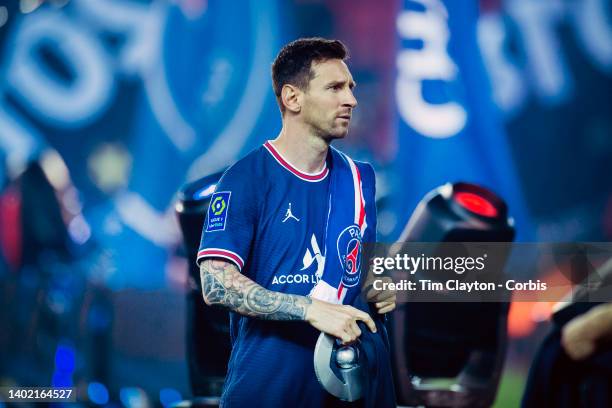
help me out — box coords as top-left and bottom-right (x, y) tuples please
(176, 170), (229, 397)
(392, 182), (515, 408)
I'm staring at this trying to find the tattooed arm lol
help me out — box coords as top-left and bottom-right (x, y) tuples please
(200, 258), (378, 343)
(200, 258), (311, 320)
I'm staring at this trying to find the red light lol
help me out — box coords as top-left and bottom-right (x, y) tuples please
(454, 191), (498, 218)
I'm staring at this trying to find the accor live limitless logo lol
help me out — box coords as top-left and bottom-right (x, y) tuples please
(272, 234), (324, 285)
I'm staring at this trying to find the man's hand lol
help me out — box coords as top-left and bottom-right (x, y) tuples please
(561, 303), (612, 361)
(365, 276), (397, 314)
(305, 298), (377, 344)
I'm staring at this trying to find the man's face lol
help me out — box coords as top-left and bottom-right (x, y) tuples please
(299, 59), (357, 140)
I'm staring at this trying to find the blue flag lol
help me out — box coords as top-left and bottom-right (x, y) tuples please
(391, 0), (533, 240)
(0, 0), (287, 289)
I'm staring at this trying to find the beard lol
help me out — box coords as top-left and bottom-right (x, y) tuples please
(300, 100), (351, 141)
(306, 116), (350, 141)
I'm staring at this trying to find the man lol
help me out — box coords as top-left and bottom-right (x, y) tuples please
(197, 38), (395, 407)
(522, 258), (612, 407)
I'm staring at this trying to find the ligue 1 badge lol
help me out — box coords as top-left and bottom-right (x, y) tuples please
(337, 225), (362, 288)
(206, 191), (231, 232)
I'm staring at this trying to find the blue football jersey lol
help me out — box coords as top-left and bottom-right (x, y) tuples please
(198, 141), (377, 407)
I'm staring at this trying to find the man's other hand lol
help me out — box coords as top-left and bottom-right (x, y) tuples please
(562, 303), (612, 361)
(366, 276), (397, 314)
(306, 299), (377, 344)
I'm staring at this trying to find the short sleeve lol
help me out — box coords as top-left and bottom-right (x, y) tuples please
(197, 163), (258, 271)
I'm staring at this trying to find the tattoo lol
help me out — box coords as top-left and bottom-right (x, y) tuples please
(200, 259), (312, 321)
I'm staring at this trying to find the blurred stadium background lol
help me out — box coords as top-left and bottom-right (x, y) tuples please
(0, 0), (610, 407)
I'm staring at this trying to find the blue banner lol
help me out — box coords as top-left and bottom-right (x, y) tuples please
(0, 0), (287, 288)
(391, 0), (534, 240)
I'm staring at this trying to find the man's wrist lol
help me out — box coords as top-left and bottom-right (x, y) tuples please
(303, 297), (318, 323)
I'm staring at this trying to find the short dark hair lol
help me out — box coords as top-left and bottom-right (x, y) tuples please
(271, 38), (348, 112)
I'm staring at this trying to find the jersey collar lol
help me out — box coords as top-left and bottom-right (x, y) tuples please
(264, 141), (329, 182)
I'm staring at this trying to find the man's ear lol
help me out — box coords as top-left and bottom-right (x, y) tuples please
(281, 84), (302, 113)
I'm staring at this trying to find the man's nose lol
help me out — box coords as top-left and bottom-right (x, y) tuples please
(343, 90), (358, 108)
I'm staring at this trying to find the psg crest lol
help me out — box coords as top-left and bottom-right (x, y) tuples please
(337, 225), (362, 288)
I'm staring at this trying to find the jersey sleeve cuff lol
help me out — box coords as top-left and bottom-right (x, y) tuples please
(197, 248), (245, 271)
